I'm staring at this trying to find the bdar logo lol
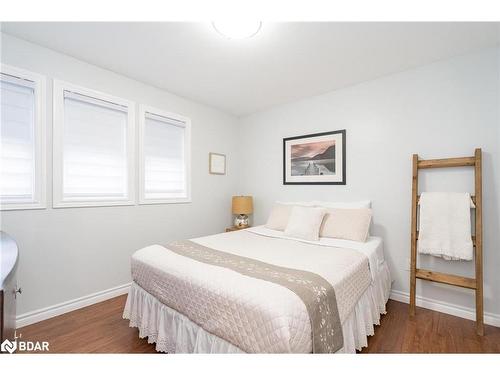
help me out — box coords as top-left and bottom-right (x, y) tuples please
(1, 339), (17, 354)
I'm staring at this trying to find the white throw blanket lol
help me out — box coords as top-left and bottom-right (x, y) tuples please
(418, 192), (474, 261)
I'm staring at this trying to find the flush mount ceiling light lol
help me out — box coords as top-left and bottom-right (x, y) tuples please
(212, 21), (262, 39)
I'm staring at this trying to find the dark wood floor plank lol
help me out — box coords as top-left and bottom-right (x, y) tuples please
(17, 297), (500, 353)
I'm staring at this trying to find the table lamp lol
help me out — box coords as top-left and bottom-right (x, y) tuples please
(232, 196), (253, 228)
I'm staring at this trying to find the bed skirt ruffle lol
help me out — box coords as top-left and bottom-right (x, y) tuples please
(123, 262), (391, 353)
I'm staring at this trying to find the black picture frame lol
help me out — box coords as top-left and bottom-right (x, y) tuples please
(283, 130), (346, 185)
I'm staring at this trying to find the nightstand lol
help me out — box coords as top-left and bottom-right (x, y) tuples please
(225, 226), (250, 232)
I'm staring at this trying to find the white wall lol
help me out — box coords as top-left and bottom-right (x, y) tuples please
(239, 47), (500, 320)
(0, 33), (240, 316)
(2, 32), (499, 325)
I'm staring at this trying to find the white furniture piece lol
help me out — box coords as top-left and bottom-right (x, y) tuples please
(1, 232), (19, 345)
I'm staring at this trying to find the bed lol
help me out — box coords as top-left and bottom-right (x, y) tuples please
(123, 224), (391, 353)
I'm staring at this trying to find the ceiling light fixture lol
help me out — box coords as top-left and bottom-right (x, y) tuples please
(212, 21), (262, 39)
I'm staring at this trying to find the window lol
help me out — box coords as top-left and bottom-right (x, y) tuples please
(139, 105), (191, 204)
(53, 80), (135, 207)
(0, 65), (46, 210)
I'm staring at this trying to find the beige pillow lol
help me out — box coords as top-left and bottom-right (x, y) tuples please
(284, 206), (327, 241)
(320, 208), (372, 242)
(265, 203), (293, 231)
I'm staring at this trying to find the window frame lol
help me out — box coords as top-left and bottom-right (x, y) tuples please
(0, 64), (46, 211)
(138, 104), (191, 205)
(52, 80), (136, 208)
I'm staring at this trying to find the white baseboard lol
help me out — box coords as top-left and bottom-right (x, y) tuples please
(16, 283), (131, 328)
(390, 289), (500, 328)
(15, 283), (500, 329)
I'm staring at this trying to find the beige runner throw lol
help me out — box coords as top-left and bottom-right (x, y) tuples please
(166, 240), (343, 353)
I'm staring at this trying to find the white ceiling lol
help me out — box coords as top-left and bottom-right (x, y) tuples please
(2, 22), (499, 116)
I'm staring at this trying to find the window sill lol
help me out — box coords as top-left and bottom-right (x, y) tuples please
(0, 203), (46, 211)
(139, 197), (192, 205)
(52, 199), (135, 209)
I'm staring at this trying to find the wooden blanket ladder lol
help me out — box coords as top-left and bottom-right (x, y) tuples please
(409, 148), (483, 335)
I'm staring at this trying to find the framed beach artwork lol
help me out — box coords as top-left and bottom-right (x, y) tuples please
(209, 152), (226, 175)
(283, 130), (346, 185)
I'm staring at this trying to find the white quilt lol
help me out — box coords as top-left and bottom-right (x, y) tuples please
(130, 227), (373, 353)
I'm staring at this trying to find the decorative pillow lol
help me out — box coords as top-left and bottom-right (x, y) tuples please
(314, 200), (371, 209)
(320, 208), (372, 242)
(276, 201), (316, 207)
(265, 203), (294, 231)
(284, 206), (327, 241)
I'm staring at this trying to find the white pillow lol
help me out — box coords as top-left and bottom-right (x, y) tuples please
(276, 201), (316, 207)
(284, 206), (327, 241)
(276, 200), (371, 209)
(314, 200), (371, 209)
(265, 203), (293, 231)
(320, 208), (372, 242)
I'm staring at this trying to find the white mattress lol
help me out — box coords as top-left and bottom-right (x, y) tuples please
(126, 227), (386, 353)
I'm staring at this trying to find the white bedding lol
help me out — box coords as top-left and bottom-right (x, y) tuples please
(246, 226), (385, 280)
(126, 227), (385, 353)
(125, 262), (391, 353)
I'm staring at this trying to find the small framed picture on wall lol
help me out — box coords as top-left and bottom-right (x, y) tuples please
(209, 152), (226, 175)
(283, 130), (346, 185)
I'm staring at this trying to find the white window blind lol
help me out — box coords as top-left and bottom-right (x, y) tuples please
(0, 73), (36, 204)
(62, 90), (129, 201)
(142, 110), (189, 202)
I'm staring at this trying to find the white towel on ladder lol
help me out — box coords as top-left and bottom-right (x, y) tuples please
(417, 192), (475, 261)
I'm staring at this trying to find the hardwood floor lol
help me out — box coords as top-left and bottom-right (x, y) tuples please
(18, 295), (157, 353)
(17, 297), (500, 353)
(360, 300), (500, 353)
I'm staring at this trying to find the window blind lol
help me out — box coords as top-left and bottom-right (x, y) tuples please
(62, 90), (129, 201)
(143, 112), (186, 199)
(0, 73), (36, 203)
